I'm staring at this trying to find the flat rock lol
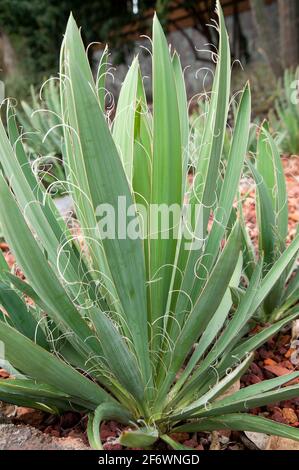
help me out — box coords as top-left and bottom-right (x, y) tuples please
(0, 423), (89, 450)
(54, 195), (74, 217)
(245, 431), (299, 450)
(266, 436), (299, 451)
(0, 402), (13, 424)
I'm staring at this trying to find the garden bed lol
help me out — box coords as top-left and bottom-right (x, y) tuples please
(0, 155), (298, 451)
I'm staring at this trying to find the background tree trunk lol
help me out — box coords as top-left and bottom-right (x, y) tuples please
(278, 0), (299, 69)
(250, 0), (283, 78)
(0, 31), (17, 77)
(0, 31), (18, 102)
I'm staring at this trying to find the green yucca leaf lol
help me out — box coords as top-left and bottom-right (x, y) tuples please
(90, 309), (145, 408)
(191, 82), (251, 300)
(241, 127), (296, 320)
(113, 56), (139, 182)
(249, 160), (276, 271)
(0, 248), (9, 279)
(17, 81), (63, 157)
(149, 14), (182, 356)
(155, 222), (242, 406)
(96, 44), (109, 111)
(171, 258), (263, 405)
(219, 308), (299, 373)
(0, 283), (48, 349)
(256, 122), (288, 251)
(132, 72), (152, 256)
(196, 374), (299, 417)
(192, 2), (230, 233)
(174, 414), (299, 442)
(270, 66), (299, 155)
(284, 265), (299, 300)
(251, 233), (299, 312)
(173, 309), (299, 410)
(0, 379), (78, 413)
(132, 69), (152, 200)
(62, 15), (152, 388)
(87, 402), (132, 450)
(160, 434), (194, 450)
(172, 2), (231, 331)
(1, 112), (92, 307)
(0, 173), (102, 359)
(119, 426), (159, 448)
(170, 253), (243, 398)
(168, 354), (253, 420)
(0, 321), (111, 407)
(257, 122), (276, 205)
(172, 51), (189, 190)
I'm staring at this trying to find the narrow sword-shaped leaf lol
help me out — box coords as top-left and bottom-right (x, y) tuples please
(96, 44), (109, 111)
(155, 222), (241, 406)
(174, 413), (299, 441)
(149, 14), (182, 355)
(170, 258), (262, 406)
(0, 321), (111, 407)
(113, 56), (139, 182)
(62, 16), (151, 387)
(173, 2), (231, 328)
(87, 403), (132, 450)
(168, 354), (253, 420)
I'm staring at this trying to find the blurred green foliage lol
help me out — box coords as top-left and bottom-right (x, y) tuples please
(0, 0), (155, 100)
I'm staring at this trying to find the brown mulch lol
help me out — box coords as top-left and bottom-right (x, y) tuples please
(241, 327), (299, 429)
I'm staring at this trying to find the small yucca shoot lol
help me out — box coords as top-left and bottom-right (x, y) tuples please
(270, 67), (299, 155)
(0, 2), (299, 449)
(15, 80), (65, 193)
(241, 122), (299, 322)
(17, 80), (63, 156)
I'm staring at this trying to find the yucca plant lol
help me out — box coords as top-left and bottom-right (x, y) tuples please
(269, 67), (299, 156)
(239, 122), (299, 323)
(15, 80), (65, 194)
(0, 3), (299, 449)
(17, 80), (63, 156)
